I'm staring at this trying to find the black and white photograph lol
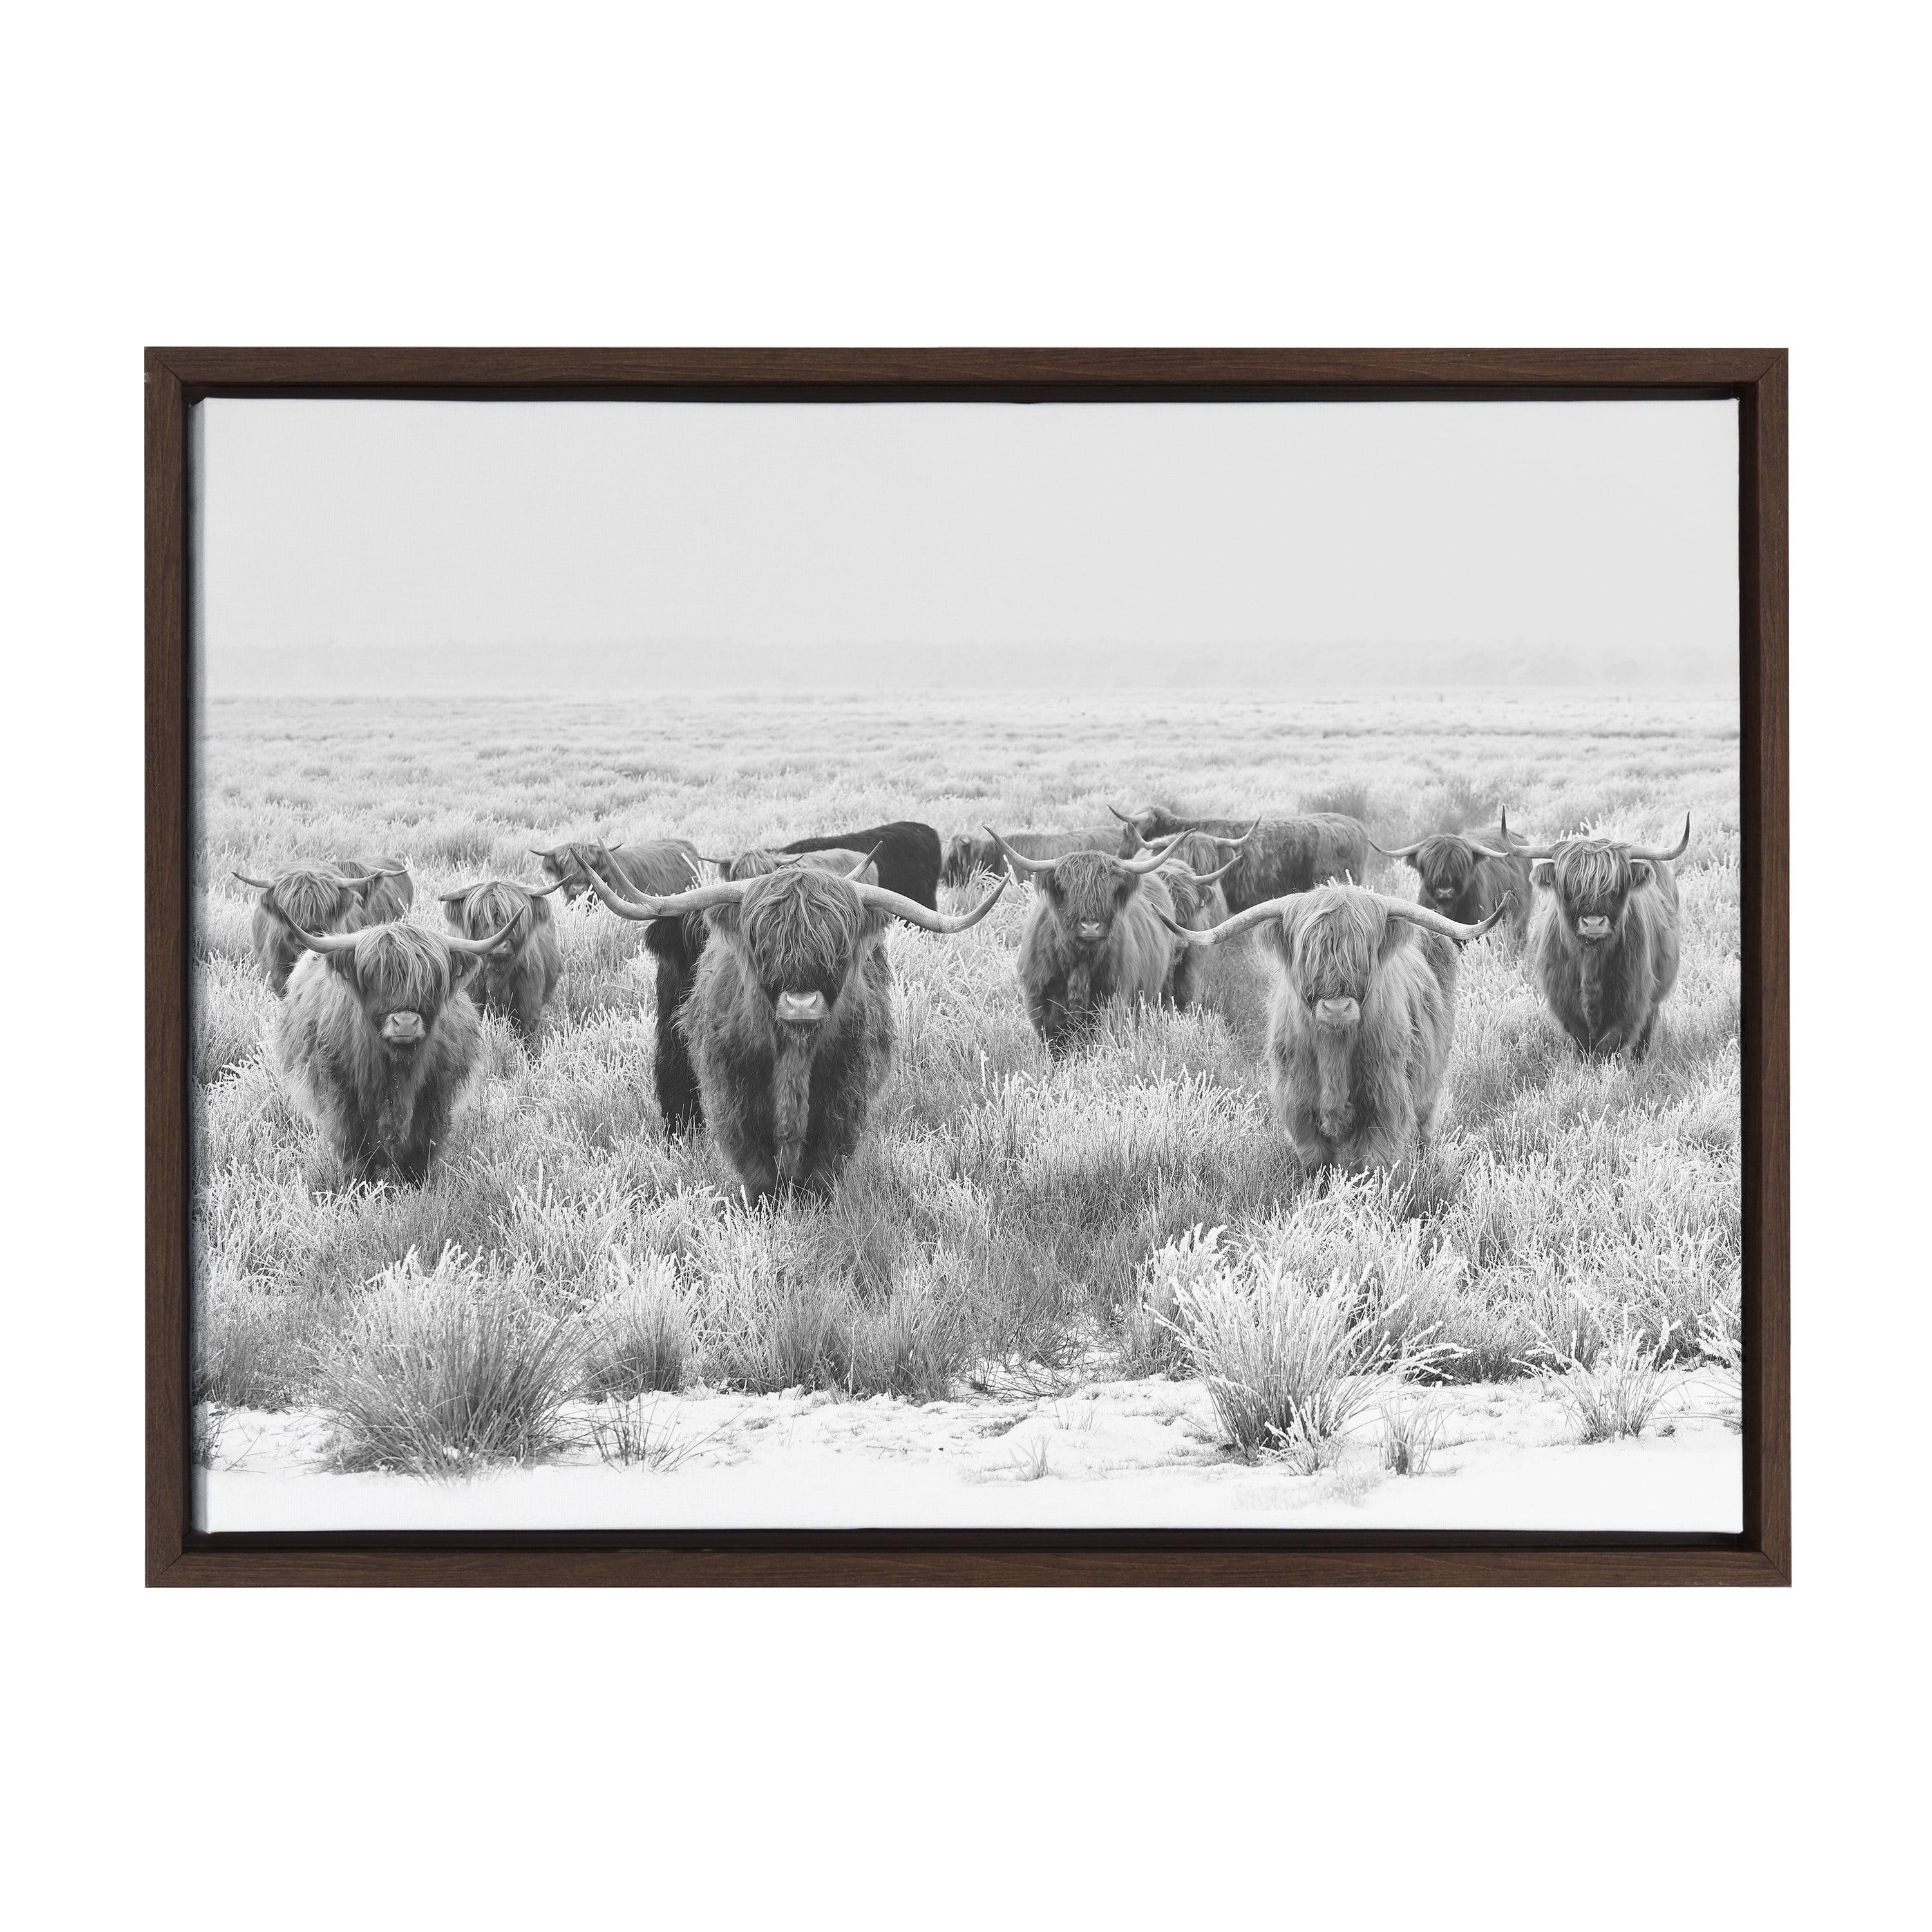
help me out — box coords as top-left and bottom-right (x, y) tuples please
(190, 393), (1745, 1534)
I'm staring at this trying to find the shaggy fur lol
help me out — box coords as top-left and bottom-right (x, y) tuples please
(245, 866), (383, 996)
(1254, 887), (1466, 1171)
(1528, 840), (1683, 1058)
(538, 837), (706, 1133)
(942, 827), (1114, 886)
(1018, 852), (1182, 1057)
(1118, 805), (1370, 914)
(1400, 829), (1530, 945)
(439, 880), (563, 1045)
(681, 869), (899, 1204)
(274, 923), (488, 1184)
(780, 820), (942, 911)
(1156, 832), (1231, 1010)
(331, 855), (414, 923)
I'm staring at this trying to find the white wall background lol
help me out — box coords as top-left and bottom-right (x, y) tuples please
(5, 4), (1922, 1927)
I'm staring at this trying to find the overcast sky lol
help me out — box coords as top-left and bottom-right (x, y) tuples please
(197, 397), (1736, 672)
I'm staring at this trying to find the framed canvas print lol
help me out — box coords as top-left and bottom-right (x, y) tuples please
(146, 349), (1788, 1585)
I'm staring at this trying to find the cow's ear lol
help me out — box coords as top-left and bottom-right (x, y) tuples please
(1627, 859), (1654, 888)
(1530, 859), (1555, 890)
(440, 898), (466, 931)
(446, 951), (484, 994)
(1378, 912), (1414, 962)
(324, 949), (361, 990)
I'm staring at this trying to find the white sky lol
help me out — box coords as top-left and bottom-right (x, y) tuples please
(197, 397), (1737, 663)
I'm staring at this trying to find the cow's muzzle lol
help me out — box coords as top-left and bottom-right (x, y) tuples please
(1315, 996), (1359, 1030)
(775, 989), (829, 1025)
(1576, 915), (1612, 942)
(1075, 920), (1107, 943)
(380, 1010), (426, 1047)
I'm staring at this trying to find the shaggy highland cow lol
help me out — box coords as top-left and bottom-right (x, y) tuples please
(1372, 814), (1531, 945)
(330, 854), (415, 923)
(1112, 804), (1368, 914)
(1164, 884), (1508, 1170)
(941, 826), (1115, 886)
(533, 831), (708, 1134)
(1522, 817), (1691, 1059)
(232, 861), (408, 996)
(273, 917), (514, 1184)
(986, 829), (1234, 1056)
(437, 876), (567, 1045)
(779, 820), (942, 911)
(581, 857), (1005, 1202)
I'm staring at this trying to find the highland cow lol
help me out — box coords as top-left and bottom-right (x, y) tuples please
(437, 876), (567, 1044)
(1163, 884), (1508, 1170)
(272, 916), (515, 1184)
(986, 829), (1234, 1056)
(580, 857), (1005, 1202)
(533, 832), (707, 1134)
(331, 855), (415, 923)
(942, 826), (1115, 886)
(232, 862), (408, 996)
(1372, 814), (1531, 945)
(779, 820), (942, 911)
(1522, 817), (1691, 1059)
(1112, 804), (1368, 914)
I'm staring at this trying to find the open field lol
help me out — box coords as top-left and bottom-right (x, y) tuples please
(193, 688), (1742, 1529)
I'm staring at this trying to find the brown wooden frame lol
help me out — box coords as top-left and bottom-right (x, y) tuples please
(147, 348), (1788, 1586)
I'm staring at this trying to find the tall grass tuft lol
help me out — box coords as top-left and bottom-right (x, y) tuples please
(317, 1245), (584, 1475)
(1115, 1224), (1226, 1377)
(580, 1251), (694, 1400)
(1529, 1304), (1678, 1444)
(1170, 1246), (1452, 1469)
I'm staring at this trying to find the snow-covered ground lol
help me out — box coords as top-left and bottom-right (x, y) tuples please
(198, 1371), (1741, 1533)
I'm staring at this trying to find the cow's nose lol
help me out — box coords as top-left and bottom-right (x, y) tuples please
(381, 1010), (426, 1044)
(1316, 996), (1359, 1027)
(776, 989), (828, 1023)
(1577, 915), (1611, 941)
(1077, 920), (1106, 942)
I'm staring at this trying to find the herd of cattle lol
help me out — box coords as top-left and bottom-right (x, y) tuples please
(228, 802), (1692, 1200)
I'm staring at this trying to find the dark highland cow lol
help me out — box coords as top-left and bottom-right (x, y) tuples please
(780, 820), (942, 911)
(580, 857), (1005, 1202)
(331, 854), (415, 923)
(1522, 817), (1691, 1059)
(942, 826), (1115, 886)
(1112, 804), (1368, 914)
(232, 861), (408, 996)
(986, 829), (1234, 1056)
(1372, 814), (1531, 945)
(272, 916), (515, 1184)
(1163, 884), (1508, 1170)
(533, 832), (707, 1134)
(437, 877), (567, 1045)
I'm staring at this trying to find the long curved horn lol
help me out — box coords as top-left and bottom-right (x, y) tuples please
(1381, 893), (1511, 944)
(527, 877), (569, 896)
(582, 865), (749, 922)
(984, 828), (1059, 876)
(1156, 894), (1308, 947)
(281, 923), (362, 954)
(836, 844), (884, 879)
(856, 875), (1006, 933)
(529, 845), (556, 860)
(1120, 837), (1192, 876)
(1627, 814), (1692, 864)
(1106, 804), (1140, 828)
(1368, 837), (1426, 861)
(232, 871), (274, 891)
(442, 920), (524, 956)
(437, 887), (469, 904)
(1213, 816), (1263, 851)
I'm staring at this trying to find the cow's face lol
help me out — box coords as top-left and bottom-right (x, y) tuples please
(1280, 887), (1407, 1032)
(1113, 806), (1168, 860)
(441, 881), (543, 958)
(538, 841), (617, 902)
(1533, 842), (1651, 945)
(1410, 837), (1480, 915)
(326, 925), (476, 1056)
(1048, 852), (1140, 951)
(723, 869), (872, 1030)
(261, 867), (371, 936)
